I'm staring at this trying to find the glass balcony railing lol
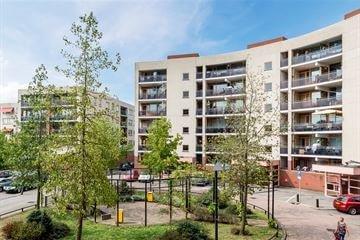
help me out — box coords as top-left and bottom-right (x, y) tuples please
(196, 90), (203, 97)
(205, 88), (245, 97)
(292, 96), (342, 109)
(280, 102), (288, 111)
(292, 146), (342, 156)
(139, 75), (166, 83)
(280, 59), (288, 67)
(292, 71), (342, 87)
(139, 92), (166, 100)
(292, 44), (342, 65)
(50, 115), (76, 121)
(280, 147), (288, 154)
(205, 127), (233, 133)
(292, 122), (342, 132)
(280, 81), (288, 89)
(196, 127), (202, 133)
(196, 109), (203, 115)
(138, 110), (166, 116)
(138, 128), (148, 134)
(205, 67), (246, 78)
(196, 145), (203, 152)
(196, 72), (203, 79)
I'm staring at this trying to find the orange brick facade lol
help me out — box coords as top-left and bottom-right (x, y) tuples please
(280, 170), (325, 192)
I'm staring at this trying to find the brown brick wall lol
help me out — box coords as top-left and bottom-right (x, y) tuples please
(279, 170), (325, 192)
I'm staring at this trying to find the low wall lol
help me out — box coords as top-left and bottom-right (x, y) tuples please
(279, 170), (324, 192)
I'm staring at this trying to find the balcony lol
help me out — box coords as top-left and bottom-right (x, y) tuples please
(196, 127), (202, 133)
(292, 122), (342, 132)
(280, 147), (288, 154)
(280, 59), (288, 67)
(50, 115), (76, 121)
(196, 109), (203, 115)
(138, 145), (148, 151)
(139, 75), (166, 83)
(205, 88), (245, 97)
(196, 72), (203, 79)
(292, 96), (342, 110)
(292, 44), (342, 65)
(52, 99), (72, 106)
(196, 91), (203, 97)
(280, 102), (288, 111)
(292, 146), (342, 156)
(196, 145), (203, 152)
(280, 81), (288, 89)
(139, 110), (166, 117)
(205, 67), (246, 79)
(292, 71), (342, 88)
(205, 107), (229, 115)
(205, 127), (232, 133)
(21, 100), (31, 107)
(139, 92), (166, 100)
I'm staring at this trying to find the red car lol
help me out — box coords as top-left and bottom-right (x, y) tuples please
(333, 194), (360, 215)
(123, 170), (139, 182)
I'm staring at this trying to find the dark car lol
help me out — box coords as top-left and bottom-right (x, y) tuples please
(0, 178), (12, 192)
(119, 162), (134, 171)
(191, 177), (210, 187)
(333, 194), (360, 215)
(3, 181), (35, 194)
(0, 170), (12, 178)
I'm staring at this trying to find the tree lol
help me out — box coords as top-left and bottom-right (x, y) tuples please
(208, 69), (279, 235)
(142, 118), (182, 191)
(0, 132), (8, 169)
(6, 65), (54, 209)
(43, 12), (122, 240)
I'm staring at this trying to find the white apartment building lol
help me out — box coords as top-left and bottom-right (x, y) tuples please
(0, 103), (18, 137)
(135, 9), (360, 196)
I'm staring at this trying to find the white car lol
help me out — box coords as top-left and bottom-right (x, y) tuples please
(138, 173), (153, 183)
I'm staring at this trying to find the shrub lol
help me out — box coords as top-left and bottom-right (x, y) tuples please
(159, 221), (210, 240)
(230, 227), (241, 235)
(50, 222), (70, 239)
(26, 209), (53, 237)
(195, 188), (229, 209)
(15, 222), (44, 240)
(2, 221), (23, 239)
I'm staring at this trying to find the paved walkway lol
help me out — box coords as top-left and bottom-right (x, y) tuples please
(249, 187), (360, 240)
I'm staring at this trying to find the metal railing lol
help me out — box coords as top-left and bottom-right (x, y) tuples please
(292, 44), (342, 65)
(139, 75), (167, 83)
(138, 110), (166, 116)
(292, 71), (342, 87)
(205, 88), (245, 97)
(196, 109), (203, 115)
(196, 90), (203, 97)
(280, 103), (288, 111)
(280, 148), (288, 154)
(292, 96), (342, 109)
(139, 92), (166, 100)
(292, 146), (342, 156)
(0, 205), (36, 219)
(205, 67), (246, 78)
(138, 145), (148, 151)
(138, 128), (148, 133)
(205, 107), (243, 115)
(196, 145), (202, 152)
(280, 81), (288, 89)
(196, 127), (202, 133)
(292, 122), (342, 132)
(205, 127), (232, 133)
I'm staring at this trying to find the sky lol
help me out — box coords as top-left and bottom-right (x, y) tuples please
(0, 0), (359, 104)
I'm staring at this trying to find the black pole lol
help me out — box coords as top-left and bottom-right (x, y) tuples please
(185, 177), (189, 219)
(111, 169), (113, 180)
(94, 201), (97, 223)
(214, 171), (218, 240)
(271, 179), (275, 220)
(267, 180), (270, 219)
(188, 177), (191, 210)
(145, 181), (148, 226)
(116, 180), (119, 227)
(169, 178), (173, 224)
(316, 199), (319, 208)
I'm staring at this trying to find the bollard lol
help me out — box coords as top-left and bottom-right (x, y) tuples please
(296, 194), (300, 203)
(316, 199), (319, 208)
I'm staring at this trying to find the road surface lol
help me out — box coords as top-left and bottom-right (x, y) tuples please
(0, 190), (36, 217)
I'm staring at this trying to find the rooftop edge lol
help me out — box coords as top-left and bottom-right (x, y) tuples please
(247, 36), (287, 49)
(167, 53), (200, 59)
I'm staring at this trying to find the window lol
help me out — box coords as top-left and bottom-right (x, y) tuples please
(183, 145), (189, 152)
(264, 104), (272, 112)
(183, 109), (189, 116)
(183, 127), (189, 134)
(183, 91), (189, 98)
(183, 73), (189, 81)
(265, 125), (272, 132)
(264, 61), (272, 71)
(264, 82), (272, 92)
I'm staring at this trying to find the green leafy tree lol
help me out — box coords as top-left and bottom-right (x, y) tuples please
(142, 118), (182, 191)
(43, 12), (123, 240)
(0, 132), (8, 169)
(6, 65), (54, 209)
(208, 70), (279, 235)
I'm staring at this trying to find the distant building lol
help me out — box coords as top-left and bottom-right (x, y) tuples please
(0, 103), (19, 137)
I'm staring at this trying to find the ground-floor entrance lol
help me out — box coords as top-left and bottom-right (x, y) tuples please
(325, 173), (360, 196)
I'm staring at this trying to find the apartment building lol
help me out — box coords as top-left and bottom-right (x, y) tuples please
(135, 9), (360, 196)
(0, 103), (18, 137)
(18, 88), (135, 147)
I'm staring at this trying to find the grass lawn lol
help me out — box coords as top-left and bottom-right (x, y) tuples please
(0, 209), (278, 240)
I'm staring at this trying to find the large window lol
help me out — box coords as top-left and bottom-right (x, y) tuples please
(183, 91), (189, 98)
(264, 61), (272, 71)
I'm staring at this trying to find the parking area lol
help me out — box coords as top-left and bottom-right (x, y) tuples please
(249, 187), (360, 240)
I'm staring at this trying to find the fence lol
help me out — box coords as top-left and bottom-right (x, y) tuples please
(0, 205), (36, 219)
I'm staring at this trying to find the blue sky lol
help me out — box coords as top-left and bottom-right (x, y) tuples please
(0, 0), (359, 104)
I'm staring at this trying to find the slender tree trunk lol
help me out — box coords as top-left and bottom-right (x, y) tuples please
(241, 173), (248, 235)
(36, 166), (41, 209)
(76, 214), (83, 240)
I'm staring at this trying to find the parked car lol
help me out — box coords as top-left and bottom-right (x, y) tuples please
(333, 194), (360, 215)
(3, 181), (35, 194)
(191, 177), (210, 187)
(0, 178), (12, 192)
(119, 162), (134, 171)
(124, 170), (139, 182)
(138, 173), (153, 183)
(0, 170), (12, 178)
